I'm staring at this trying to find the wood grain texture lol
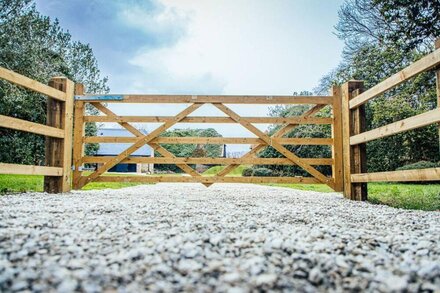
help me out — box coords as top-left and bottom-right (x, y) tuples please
(0, 163), (62, 176)
(350, 108), (440, 145)
(78, 95), (333, 104)
(351, 168), (440, 182)
(81, 156), (333, 165)
(91, 176), (322, 184)
(83, 115), (333, 124)
(0, 67), (66, 101)
(83, 136), (334, 145)
(0, 115), (64, 138)
(350, 48), (440, 109)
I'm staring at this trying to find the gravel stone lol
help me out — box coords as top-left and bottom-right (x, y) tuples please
(1, 183), (439, 291)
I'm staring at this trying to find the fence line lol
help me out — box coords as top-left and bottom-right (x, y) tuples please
(0, 69), (74, 193)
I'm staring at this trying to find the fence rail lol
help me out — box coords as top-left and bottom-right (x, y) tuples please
(0, 68), (74, 193)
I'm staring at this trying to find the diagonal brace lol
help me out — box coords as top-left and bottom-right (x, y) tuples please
(79, 103), (201, 187)
(214, 103), (331, 186)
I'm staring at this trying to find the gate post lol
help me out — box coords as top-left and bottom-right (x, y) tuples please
(341, 80), (367, 200)
(331, 85), (343, 191)
(44, 77), (74, 193)
(72, 84), (85, 189)
(435, 38), (440, 152)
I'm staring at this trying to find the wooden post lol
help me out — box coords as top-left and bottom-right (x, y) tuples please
(435, 38), (440, 153)
(72, 84), (85, 189)
(44, 77), (74, 193)
(341, 80), (367, 200)
(331, 85), (343, 191)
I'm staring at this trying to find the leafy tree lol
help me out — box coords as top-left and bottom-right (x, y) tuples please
(155, 128), (223, 172)
(0, 0), (108, 165)
(257, 104), (332, 177)
(316, 0), (439, 172)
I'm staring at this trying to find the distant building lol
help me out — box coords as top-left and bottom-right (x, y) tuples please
(96, 128), (154, 173)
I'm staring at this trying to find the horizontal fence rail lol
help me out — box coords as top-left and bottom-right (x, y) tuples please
(73, 90), (341, 190)
(342, 40), (440, 200)
(75, 94), (333, 104)
(0, 67), (67, 101)
(349, 47), (440, 109)
(84, 116), (333, 124)
(0, 67), (74, 193)
(83, 137), (334, 145)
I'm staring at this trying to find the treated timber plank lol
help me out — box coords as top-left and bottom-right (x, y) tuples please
(83, 116), (333, 124)
(83, 136), (334, 145)
(0, 114), (64, 138)
(341, 81), (366, 200)
(81, 157), (334, 165)
(214, 103), (331, 186)
(72, 84), (85, 189)
(350, 48), (440, 109)
(44, 77), (74, 193)
(435, 38), (440, 149)
(0, 163), (62, 176)
(350, 108), (440, 145)
(0, 67), (66, 101)
(331, 86), (344, 192)
(79, 104), (202, 187)
(92, 176), (322, 184)
(78, 95), (333, 104)
(351, 168), (440, 183)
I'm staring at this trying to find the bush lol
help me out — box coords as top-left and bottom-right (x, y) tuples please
(252, 168), (273, 177)
(242, 167), (254, 177)
(396, 161), (438, 171)
(395, 161), (439, 184)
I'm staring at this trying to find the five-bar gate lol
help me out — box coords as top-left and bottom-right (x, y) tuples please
(73, 91), (342, 190)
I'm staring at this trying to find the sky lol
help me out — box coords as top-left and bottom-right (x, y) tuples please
(36, 0), (345, 153)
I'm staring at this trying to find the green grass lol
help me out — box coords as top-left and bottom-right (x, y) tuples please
(202, 165), (249, 176)
(265, 183), (334, 193)
(367, 183), (440, 211)
(0, 174), (145, 193)
(269, 182), (440, 211)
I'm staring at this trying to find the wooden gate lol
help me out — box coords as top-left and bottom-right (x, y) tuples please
(72, 89), (343, 190)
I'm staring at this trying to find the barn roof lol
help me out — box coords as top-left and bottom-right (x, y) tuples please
(96, 128), (152, 156)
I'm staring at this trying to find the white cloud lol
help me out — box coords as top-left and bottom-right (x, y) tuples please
(124, 0), (343, 95)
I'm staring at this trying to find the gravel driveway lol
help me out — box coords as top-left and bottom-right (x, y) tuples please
(1, 183), (439, 292)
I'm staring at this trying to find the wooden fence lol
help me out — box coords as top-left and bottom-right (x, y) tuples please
(73, 91), (340, 190)
(0, 68), (74, 193)
(0, 39), (439, 196)
(340, 40), (440, 200)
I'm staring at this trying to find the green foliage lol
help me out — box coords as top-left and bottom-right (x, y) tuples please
(316, 0), (440, 173)
(396, 161), (438, 171)
(241, 167), (253, 177)
(251, 168), (273, 177)
(155, 128), (223, 172)
(258, 103), (332, 177)
(0, 0), (108, 165)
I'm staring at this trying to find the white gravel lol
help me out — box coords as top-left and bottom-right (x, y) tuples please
(0, 183), (439, 292)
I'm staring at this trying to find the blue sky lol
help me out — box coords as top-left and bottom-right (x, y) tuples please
(36, 0), (345, 152)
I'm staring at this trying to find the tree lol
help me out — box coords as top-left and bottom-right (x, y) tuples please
(316, 0), (440, 172)
(0, 0), (108, 165)
(155, 128), (223, 172)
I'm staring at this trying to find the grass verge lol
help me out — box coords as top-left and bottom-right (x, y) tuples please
(0, 174), (145, 193)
